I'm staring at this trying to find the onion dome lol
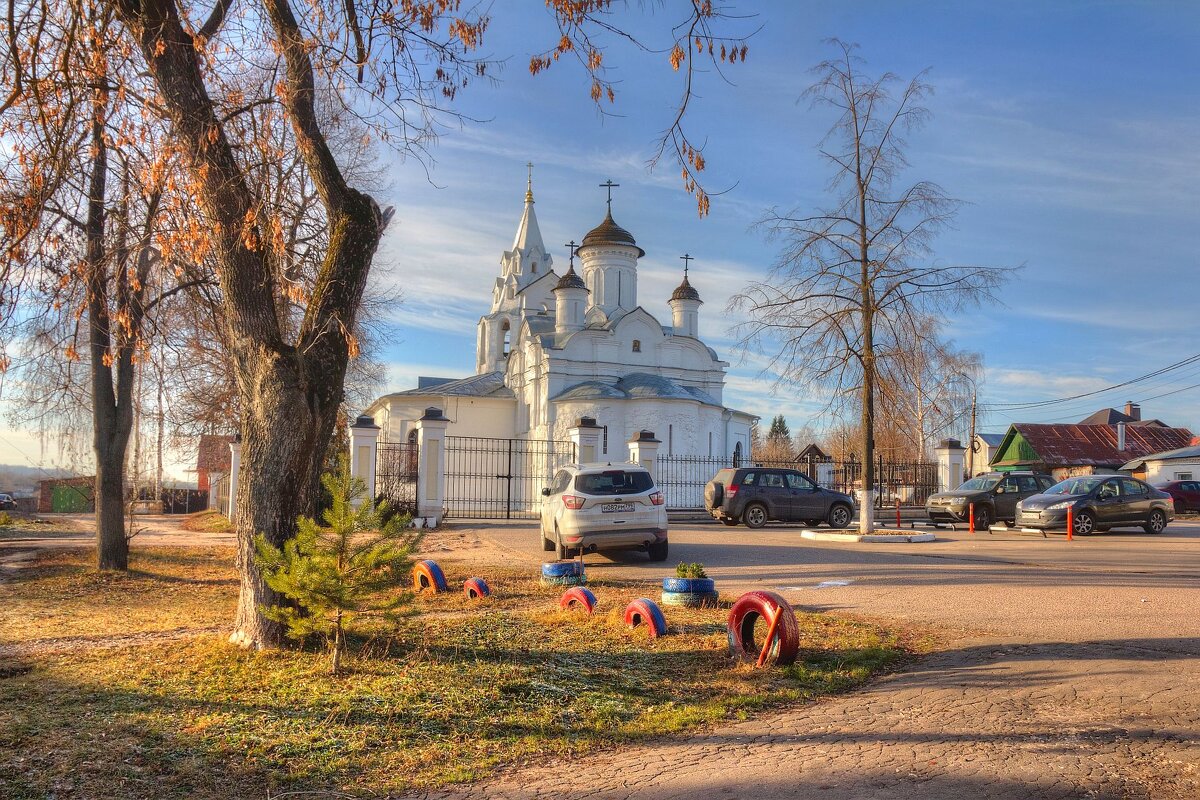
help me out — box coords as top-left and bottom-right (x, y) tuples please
(670, 274), (701, 302)
(580, 211), (645, 257)
(554, 265), (587, 291)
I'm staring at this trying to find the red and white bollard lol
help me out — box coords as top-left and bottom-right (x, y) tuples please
(968, 502), (976, 534)
(1066, 506), (1074, 542)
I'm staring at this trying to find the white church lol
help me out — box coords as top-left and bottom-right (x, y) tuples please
(364, 175), (755, 461)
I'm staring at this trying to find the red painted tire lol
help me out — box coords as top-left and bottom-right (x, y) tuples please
(624, 598), (668, 638)
(559, 586), (597, 614)
(727, 590), (800, 666)
(463, 577), (491, 599)
(412, 559), (448, 593)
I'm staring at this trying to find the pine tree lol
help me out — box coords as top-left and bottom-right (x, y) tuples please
(767, 415), (791, 442)
(254, 456), (420, 674)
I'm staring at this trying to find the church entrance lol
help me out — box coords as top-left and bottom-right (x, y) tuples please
(375, 440), (419, 516)
(444, 436), (577, 519)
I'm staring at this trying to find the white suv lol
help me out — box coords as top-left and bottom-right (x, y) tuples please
(540, 463), (669, 561)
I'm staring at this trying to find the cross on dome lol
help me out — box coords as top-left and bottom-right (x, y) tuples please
(599, 179), (619, 211)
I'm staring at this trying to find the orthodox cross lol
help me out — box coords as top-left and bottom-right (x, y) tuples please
(525, 162), (534, 202)
(680, 253), (694, 279)
(564, 240), (578, 268)
(599, 179), (619, 211)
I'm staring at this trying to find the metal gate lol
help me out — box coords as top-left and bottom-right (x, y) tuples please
(444, 436), (576, 519)
(376, 441), (419, 516)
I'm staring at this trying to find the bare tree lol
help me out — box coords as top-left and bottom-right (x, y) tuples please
(732, 40), (1010, 531)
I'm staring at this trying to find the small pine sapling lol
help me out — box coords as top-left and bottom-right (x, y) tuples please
(255, 456), (420, 673)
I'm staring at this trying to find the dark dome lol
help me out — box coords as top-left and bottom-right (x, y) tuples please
(579, 211), (645, 257)
(554, 265), (587, 291)
(670, 275), (701, 302)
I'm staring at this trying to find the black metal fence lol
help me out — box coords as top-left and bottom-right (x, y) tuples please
(444, 436), (576, 519)
(654, 454), (940, 510)
(161, 488), (208, 514)
(376, 441), (419, 516)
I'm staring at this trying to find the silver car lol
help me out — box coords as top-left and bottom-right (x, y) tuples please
(540, 463), (669, 561)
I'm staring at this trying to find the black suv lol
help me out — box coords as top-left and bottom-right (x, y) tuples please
(925, 471), (1055, 528)
(704, 468), (856, 529)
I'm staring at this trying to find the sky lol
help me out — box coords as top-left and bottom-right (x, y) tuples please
(3, 1), (1199, 480)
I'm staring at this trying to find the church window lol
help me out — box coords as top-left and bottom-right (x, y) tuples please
(632, 339), (641, 353)
(531, 261), (537, 272)
(501, 320), (511, 358)
(733, 441), (743, 468)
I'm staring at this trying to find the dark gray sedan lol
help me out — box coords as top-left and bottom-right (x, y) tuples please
(1016, 475), (1174, 535)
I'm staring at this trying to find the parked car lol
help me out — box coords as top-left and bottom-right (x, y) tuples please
(1016, 475), (1174, 535)
(925, 471), (1055, 528)
(539, 463), (668, 561)
(1154, 480), (1200, 513)
(704, 467), (855, 529)
(0, 493), (15, 511)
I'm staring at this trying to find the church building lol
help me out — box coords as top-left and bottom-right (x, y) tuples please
(363, 175), (756, 461)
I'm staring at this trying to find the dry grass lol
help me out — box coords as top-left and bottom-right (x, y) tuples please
(179, 510), (234, 533)
(0, 551), (922, 799)
(0, 513), (80, 541)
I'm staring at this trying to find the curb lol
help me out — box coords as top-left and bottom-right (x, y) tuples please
(800, 529), (936, 543)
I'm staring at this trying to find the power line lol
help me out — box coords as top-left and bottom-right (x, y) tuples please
(983, 352), (1200, 412)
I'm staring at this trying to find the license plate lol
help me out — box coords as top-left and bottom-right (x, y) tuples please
(601, 502), (634, 513)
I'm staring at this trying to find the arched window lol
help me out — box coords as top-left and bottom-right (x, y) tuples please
(632, 339), (641, 353)
(501, 320), (511, 359)
(733, 441), (743, 468)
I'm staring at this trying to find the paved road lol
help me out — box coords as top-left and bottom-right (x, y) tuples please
(413, 519), (1200, 799)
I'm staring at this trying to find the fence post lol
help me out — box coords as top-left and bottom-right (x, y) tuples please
(227, 436), (241, 522)
(628, 430), (661, 473)
(415, 407), (449, 526)
(934, 438), (966, 493)
(349, 415), (381, 508)
(567, 417), (602, 463)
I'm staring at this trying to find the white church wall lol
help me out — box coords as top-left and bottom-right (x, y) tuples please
(375, 396), (516, 443)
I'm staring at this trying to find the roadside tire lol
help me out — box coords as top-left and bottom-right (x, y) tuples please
(1073, 510), (1096, 536)
(1144, 509), (1167, 534)
(721, 518), (739, 527)
(647, 540), (669, 562)
(662, 577), (715, 594)
(972, 505), (992, 531)
(744, 503), (768, 529)
(559, 586), (597, 614)
(412, 560), (449, 592)
(726, 590), (800, 667)
(463, 577), (491, 599)
(625, 598), (668, 638)
(661, 590), (720, 608)
(541, 561), (583, 578)
(826, 504), (852, 529)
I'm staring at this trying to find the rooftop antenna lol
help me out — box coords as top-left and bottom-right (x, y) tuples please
(599, 179), (619, 212)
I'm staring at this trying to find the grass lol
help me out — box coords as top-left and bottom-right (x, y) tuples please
(0, 513), (79, 541)
(179, 510), (234, 533)
(0, 548), (924, 799)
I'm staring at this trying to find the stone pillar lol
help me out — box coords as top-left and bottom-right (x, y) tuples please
(567, 416), (603, 463)
(227, 436), (241, 521)
(935, 438), (967, 493)
(628, 430), (661, 473)
(349, 415), (381, 506)
(414, 407), (450, 525)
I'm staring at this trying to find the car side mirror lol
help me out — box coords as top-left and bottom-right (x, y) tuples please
(541, 487), (551, 496)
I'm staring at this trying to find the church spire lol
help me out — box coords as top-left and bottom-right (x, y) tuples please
(510, 163), (546, 256)
(525, 161), (534, 203)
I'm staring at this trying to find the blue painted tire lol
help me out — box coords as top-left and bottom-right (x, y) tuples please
(625, 598), (668, 638)
(660, 590), (720, 608)
(413, 559), (449, 592)
(463, 577), (491, 599)
(540, 574), (587, 587)
(662, 577), (715, 594)
(541, 561), (583, 578)
(559, 587), (597, 614)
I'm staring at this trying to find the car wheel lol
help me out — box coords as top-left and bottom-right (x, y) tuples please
(1144, 509), (1167, 534)
(647, 540), (669, 561)
(826, 504), (852, 529)
(541, 525), (555, 552)
(1073, 510), (1095, 536)
(554, 526), (574, 560)
(743, 503), (768, 529)
(972, 505), (992, 531)
(721, 518), (739, 527)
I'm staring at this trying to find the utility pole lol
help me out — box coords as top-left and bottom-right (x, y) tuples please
(967, 384), (978, 478)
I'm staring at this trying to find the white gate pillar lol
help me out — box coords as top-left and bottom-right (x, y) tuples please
(567, 417), (603, 463)
(628, 430), (661, 472)
(227, 436), (241, 521)
(349, 415), (381, 507)
(415, 407), (450, 525)
(935, 438), (967, 493)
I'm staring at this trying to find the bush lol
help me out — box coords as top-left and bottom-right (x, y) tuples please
(675, 561), (707, 579)
(255, 455), (421, 674)
(0, 511), (12, 526)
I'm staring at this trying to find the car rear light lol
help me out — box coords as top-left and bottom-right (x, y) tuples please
(649, 491), (665, 506)
(727, 484), (739, 496)
(563, 495), (585, 510)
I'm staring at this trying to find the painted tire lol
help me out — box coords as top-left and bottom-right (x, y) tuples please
(540, 574), (587, 587)
(624, 598), (668, 638)
(541, 561), (583, 578)
(662, 577), (715, 594)
(726, 590), (800, 666)
(559, 587), (597, 614)
(412, 559), (449, 592)
(660, 590), (720, 608)
(463, 577), (491, 599)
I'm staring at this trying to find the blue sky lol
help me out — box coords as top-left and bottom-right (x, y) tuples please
(3, 1), (1199, 477)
